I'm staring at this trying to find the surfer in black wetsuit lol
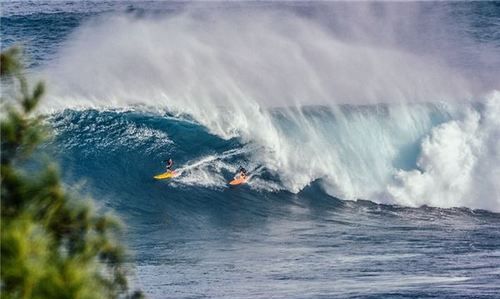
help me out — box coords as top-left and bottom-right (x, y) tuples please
(165, 158), (174, 172)
(238, 166), (248, 178)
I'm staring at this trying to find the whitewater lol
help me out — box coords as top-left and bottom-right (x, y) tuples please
(2, 1), (500, 298)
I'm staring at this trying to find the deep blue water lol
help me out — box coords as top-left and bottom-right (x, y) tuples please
(2, 1), (500, 298)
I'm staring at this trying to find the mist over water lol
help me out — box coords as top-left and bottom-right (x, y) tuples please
(45, 7), (481, 107)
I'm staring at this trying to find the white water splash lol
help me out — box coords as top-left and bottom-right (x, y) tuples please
(387, 92), (500, 211)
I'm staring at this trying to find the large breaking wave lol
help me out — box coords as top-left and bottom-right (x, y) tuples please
(40, 5), (500, 211)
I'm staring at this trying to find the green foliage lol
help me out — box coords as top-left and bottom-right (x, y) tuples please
(1, 48), (143, 299)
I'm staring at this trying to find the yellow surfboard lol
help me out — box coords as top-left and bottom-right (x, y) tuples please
(154, 170), (178, 180)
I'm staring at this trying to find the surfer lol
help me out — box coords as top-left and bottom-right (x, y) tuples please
(153, 159), (177, 180)
(165, 158), (174, 172)
(237, 166), (248, 179)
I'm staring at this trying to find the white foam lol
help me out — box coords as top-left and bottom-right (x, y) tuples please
(387, 91), (500, 211)
(173, 148), (249, 189)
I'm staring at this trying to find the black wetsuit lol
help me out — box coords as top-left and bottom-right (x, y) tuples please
(166, 160), (173, 171)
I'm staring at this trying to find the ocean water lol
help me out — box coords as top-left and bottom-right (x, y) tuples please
(2, 1), (500, 298)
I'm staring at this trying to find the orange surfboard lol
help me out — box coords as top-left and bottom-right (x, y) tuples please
(229, 175), (248, 185)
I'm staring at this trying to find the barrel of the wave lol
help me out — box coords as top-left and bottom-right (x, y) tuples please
(154, 170), (179, 180)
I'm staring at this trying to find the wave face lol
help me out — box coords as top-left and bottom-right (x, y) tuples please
(50, 95), (500, 212)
